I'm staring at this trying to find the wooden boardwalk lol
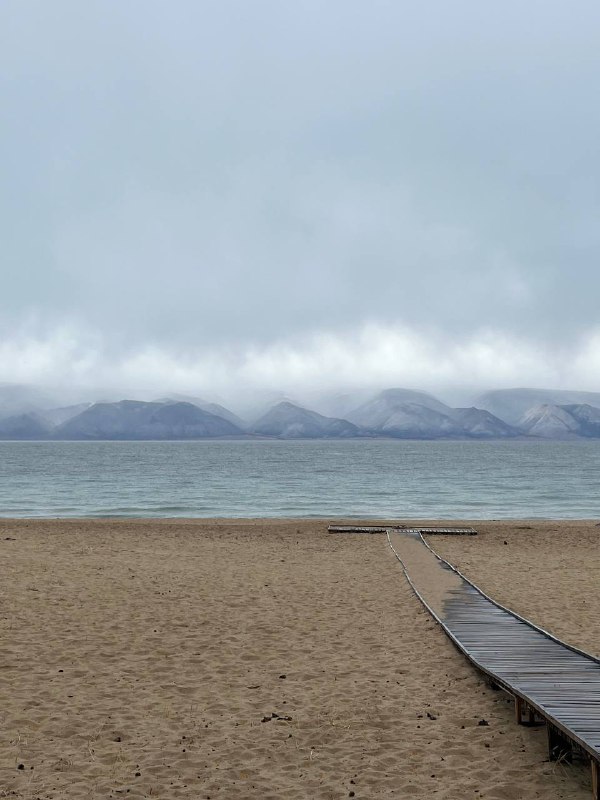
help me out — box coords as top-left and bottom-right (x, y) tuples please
(388, 530), (600, 797)
(328, 525), (477, 535)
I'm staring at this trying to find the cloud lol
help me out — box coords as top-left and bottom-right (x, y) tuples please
(0, 320), (599, 407)
(1, 0), (599, 378)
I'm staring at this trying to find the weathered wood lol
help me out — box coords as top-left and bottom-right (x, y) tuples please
(327, 526), (390, 534)
(515, 695), (523, 724)
(328, 525), (477, 535)
(548, 724), (573, 762)
(418, 527), (478, 535)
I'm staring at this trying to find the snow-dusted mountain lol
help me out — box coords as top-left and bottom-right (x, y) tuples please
(346, 388), (455, 428)
(343, 389), (520, 438)
(476, 388), (600, 426)
(564, 404), (600, 437)
(53, 400), (244, 440)
(250, 401), (359, 439)
(453, 407), (520, 438)
(4, 381), (600, 439)
(157, 395), (247, 429)
(519, 403), (600, 438)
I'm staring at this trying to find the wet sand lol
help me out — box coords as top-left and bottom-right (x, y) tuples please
(0, 518), (596, 799)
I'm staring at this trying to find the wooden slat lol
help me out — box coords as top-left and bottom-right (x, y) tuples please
(417, 527), (478, 535)
(328, 526), (392, 534)
(328, 525), (477, 535)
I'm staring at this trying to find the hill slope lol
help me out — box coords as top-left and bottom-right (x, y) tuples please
(346, 389), (462, 438)
(453, 407), (520, 438)
(0, 412), (54, 440)
(250, 402), (359, 438)
(476, 388), (600, 426)
(53, 400), (244, 440)
(520, 403), (600, 438)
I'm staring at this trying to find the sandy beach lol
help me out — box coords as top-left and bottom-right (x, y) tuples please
(0, 518), (598, 799)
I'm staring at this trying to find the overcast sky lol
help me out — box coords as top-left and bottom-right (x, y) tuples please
(2, 1), (600, 400)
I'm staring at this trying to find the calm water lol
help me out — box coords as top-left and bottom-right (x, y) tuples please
(0, 439), (598, 518)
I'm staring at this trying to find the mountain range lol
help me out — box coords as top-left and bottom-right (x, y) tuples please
(2, 384), (600, 440)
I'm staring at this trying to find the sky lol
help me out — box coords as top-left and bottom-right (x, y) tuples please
(1, 0), (600, 402)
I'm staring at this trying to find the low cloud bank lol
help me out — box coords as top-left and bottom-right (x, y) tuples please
(0, 321), (598, 408)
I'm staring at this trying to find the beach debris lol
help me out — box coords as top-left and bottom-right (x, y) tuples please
(279, 674), (287, 679)
(17, 763), (24, 770)
(478, 719), (489, 726)
(246, 685), (261, 689)
(426, 712), (437, 720)
(261, 712), (292, 723)
(4, 537), (16, 540)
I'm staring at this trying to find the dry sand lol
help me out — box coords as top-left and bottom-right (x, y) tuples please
(0, 518), (597, 799)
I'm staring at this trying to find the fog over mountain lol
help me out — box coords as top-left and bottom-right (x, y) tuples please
(8, 384), (600, 440)
(1, 3), (599, 398)
(476, 389), (600, 427)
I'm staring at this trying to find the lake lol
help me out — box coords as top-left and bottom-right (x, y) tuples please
(0, 439), (598, 518)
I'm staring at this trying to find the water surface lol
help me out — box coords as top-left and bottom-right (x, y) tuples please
(0, 439), (597, 518)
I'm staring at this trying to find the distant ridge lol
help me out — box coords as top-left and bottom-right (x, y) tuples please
(346, 388), (454, 428)
(519, 403), (600, 439)
(453, 407), (519, 438)
(53, 400), (244, 440)
(346, 389), (461, 438)
(0, 412), (53, 440)
(250, 401), (359, 439)
(2, 382), (600, 440)
(157, 395), (246, 430)
(345, 390), (518, 438)
(476, 388), (600, 426)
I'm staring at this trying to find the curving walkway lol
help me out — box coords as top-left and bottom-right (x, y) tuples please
(388, 530), (600, 798)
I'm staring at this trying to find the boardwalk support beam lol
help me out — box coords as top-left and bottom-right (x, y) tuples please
(547, 724), (573, 763)
(515, 696), (540, 726)
(592, 759), (600, 800)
